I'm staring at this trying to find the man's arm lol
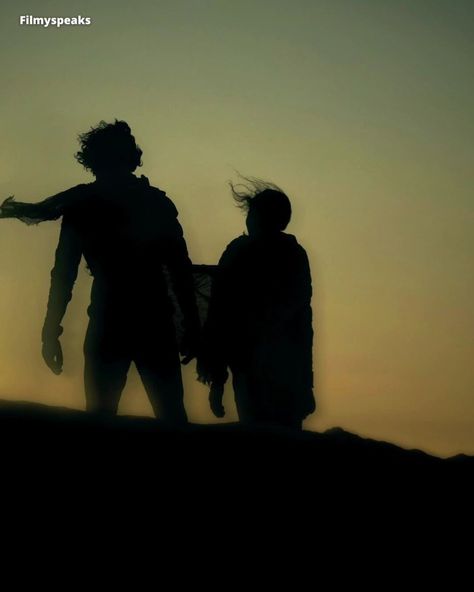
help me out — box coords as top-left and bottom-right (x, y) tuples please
(162, 208), (201, 361)
(42, 216), (82, 374)
(196, 241), (239, 386)
(1, 185), (88, 225)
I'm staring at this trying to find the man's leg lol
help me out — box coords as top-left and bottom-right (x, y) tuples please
(135, 343), (188, 425)
(83, 320), (131, 415)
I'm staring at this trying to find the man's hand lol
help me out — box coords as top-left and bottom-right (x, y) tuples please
(42, 338), (63, 375)
(209, 383), (225, 418)
(180, 329), (200, 365)
(0, 195), (15, 217)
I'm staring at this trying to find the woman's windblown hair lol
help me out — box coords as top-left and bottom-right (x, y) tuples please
(75, 120), (142, 175)
(229, 174), (292, 231)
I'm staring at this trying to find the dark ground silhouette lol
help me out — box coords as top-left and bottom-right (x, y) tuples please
(1, 399), (471, 482)
(1, 399), (472, 536)
(1, 399), (468, 565)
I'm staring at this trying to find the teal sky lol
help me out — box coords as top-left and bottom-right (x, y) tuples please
(0, 0), (473, 455)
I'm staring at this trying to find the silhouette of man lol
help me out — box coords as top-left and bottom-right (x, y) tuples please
(2, 120), (200, 422)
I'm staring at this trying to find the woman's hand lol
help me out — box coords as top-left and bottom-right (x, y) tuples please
(209, 383), (225, 418)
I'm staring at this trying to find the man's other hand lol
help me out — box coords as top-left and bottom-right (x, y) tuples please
(180, 329), (200, 365)
(42, 338), (63, 375)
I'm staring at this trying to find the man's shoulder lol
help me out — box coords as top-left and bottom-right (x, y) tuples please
(38, 183), (93, 222)
(57, 183), (93, 199)
(143, 179), (178, 217)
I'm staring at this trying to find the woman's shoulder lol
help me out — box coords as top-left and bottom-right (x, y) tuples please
(219, 235), (251, 265)
(226, 234), (251, 250)
(278, 232), (309, 258)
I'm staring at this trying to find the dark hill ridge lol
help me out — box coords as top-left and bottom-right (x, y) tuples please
(1, 399), (473, 524)
(0, 399), (471, 477)
(1, 401), (469, 553)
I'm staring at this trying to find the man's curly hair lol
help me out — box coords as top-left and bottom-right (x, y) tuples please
(75, 120), (142, 175)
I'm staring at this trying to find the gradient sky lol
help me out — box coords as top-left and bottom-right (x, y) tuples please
(0, 0), (473, 456)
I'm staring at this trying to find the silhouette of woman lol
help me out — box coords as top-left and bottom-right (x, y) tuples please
(198, 178), (315, 429)
(0, 120), (200, 422)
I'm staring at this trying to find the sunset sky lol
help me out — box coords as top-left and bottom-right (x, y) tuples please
(0, 0), (472, 456)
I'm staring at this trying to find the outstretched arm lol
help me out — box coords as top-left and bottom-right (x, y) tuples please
(41, 216), (82, 374)
(0, 185), (88, 225)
